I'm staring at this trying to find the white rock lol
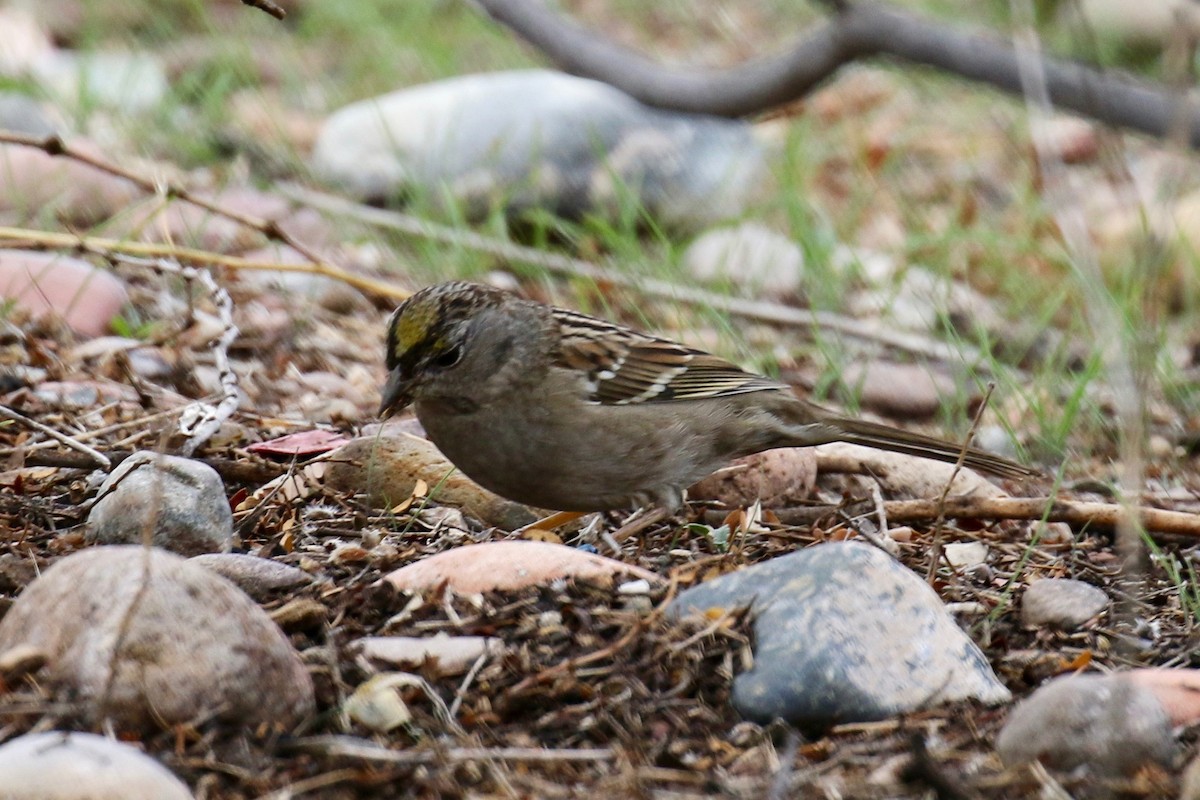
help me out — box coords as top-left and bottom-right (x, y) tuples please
(0, 732), (193, 800)
(682, 223), (805, 296)
(312, 69), (767, 230)
(944, 541), (988, 569)
(1021, 578), (1109, 630)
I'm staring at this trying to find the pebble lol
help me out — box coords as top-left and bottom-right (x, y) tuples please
(0, 139), (142, 224)
(188, 553), (312, 600)
(943, 541), (988, 570)
(840, 360), (965, 420)
(667, 541), (1009, 727)
(312, 69), (767, 231)
(1020, 578), (1109, 630)
(997, 673), (1176, 777)
(356, 635), (501, 676)
(0, 546), (314, 731)
(681, 223), (805, 297)
(0, 251), (127, 337)
(384, 540), (660, 594)
(0, 732), (193, 800)
(86, 451), (234, 556)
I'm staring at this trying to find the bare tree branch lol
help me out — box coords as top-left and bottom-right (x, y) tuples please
(476, 0), (1200, 147)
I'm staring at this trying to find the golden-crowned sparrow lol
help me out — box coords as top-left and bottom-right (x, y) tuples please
(379, 281), (1034, 512)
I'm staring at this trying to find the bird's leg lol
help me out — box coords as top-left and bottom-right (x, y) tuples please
(519, 510), (586, 533)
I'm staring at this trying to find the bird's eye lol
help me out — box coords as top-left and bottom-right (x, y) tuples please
(431, 345), (462, 369)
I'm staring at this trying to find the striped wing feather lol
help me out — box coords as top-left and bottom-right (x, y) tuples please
(551, 307), (785, 405)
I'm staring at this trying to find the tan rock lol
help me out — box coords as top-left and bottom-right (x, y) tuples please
(323, 430), (537, 529)
(0, 546), (314, 731)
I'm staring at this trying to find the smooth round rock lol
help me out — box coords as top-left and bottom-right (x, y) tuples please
(668, 541), (1009, 727)
(86, 451), (233, 556)
(1021, 578), (1109, 630)
(682, 223), (805, 297)
(0, 251), (127, 337)
(997, 673), (1175, 777)
(312, 69), (767, 230)
(0, 731), (193, 800)
(0, 546), (314, 731)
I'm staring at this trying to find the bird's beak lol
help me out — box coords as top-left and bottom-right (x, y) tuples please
(378, 369), (414, 419)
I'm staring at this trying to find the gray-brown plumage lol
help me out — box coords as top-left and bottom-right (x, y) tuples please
(380, 281), (1036, 512)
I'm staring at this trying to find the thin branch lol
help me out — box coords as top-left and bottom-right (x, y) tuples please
(0, 226), (403, 300)
(476, 0), (1200, 147)
(754, 495), (1200, 538)
(240, 0), (286, 20)
(280, 736), (615, 764)
(280, 183), (1000, 371)
(0, 403), (111, 469)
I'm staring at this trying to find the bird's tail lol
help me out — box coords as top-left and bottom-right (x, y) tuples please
(819, 416), (1036, 480)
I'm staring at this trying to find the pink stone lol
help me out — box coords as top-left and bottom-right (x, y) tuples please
(1127, 667), (1200, 726)
(0, 251), (127, 337)
(384, 540), (660, 594)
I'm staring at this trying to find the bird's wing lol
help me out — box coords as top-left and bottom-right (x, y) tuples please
(551, 307), (787, 405)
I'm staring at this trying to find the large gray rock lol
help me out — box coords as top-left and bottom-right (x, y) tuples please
(668, 541), (1009, 727)
(312, 69), (767, 230)
(87, 451), (233, 556)
(1021, 578), (1109, 630)
(0, 546), (314, 731)
(0, 731), (193, 800)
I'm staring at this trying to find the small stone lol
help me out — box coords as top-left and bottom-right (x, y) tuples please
(344, 673), (414, 733)
(1032, 117), (1099, 164)
(0, 546), (314, 731)
(87, 451), (234, 556)
(0, 251), (127, 337)
(1021, 578), (1108, 630)
(997, 673), (1175, 777)
(681, 223), (805, 297)
(943, 541), (988, 569)
(384, 540), (659, 594)
(668, 541), (1009, 727)
(0, 732), (193, 800)
(188, 553), (312, 600)
(356, 635), (501, 676)
(840, 360), (965, 420)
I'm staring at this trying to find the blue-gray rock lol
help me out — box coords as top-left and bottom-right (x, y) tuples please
(1020, 578), (1109, 630)
(86, 451), (234, 556)
(997, 673), (1175, 777)
(312, 69), (767, 230)
(0, 731), (193, 800)
(668, 541), (1010, 727)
